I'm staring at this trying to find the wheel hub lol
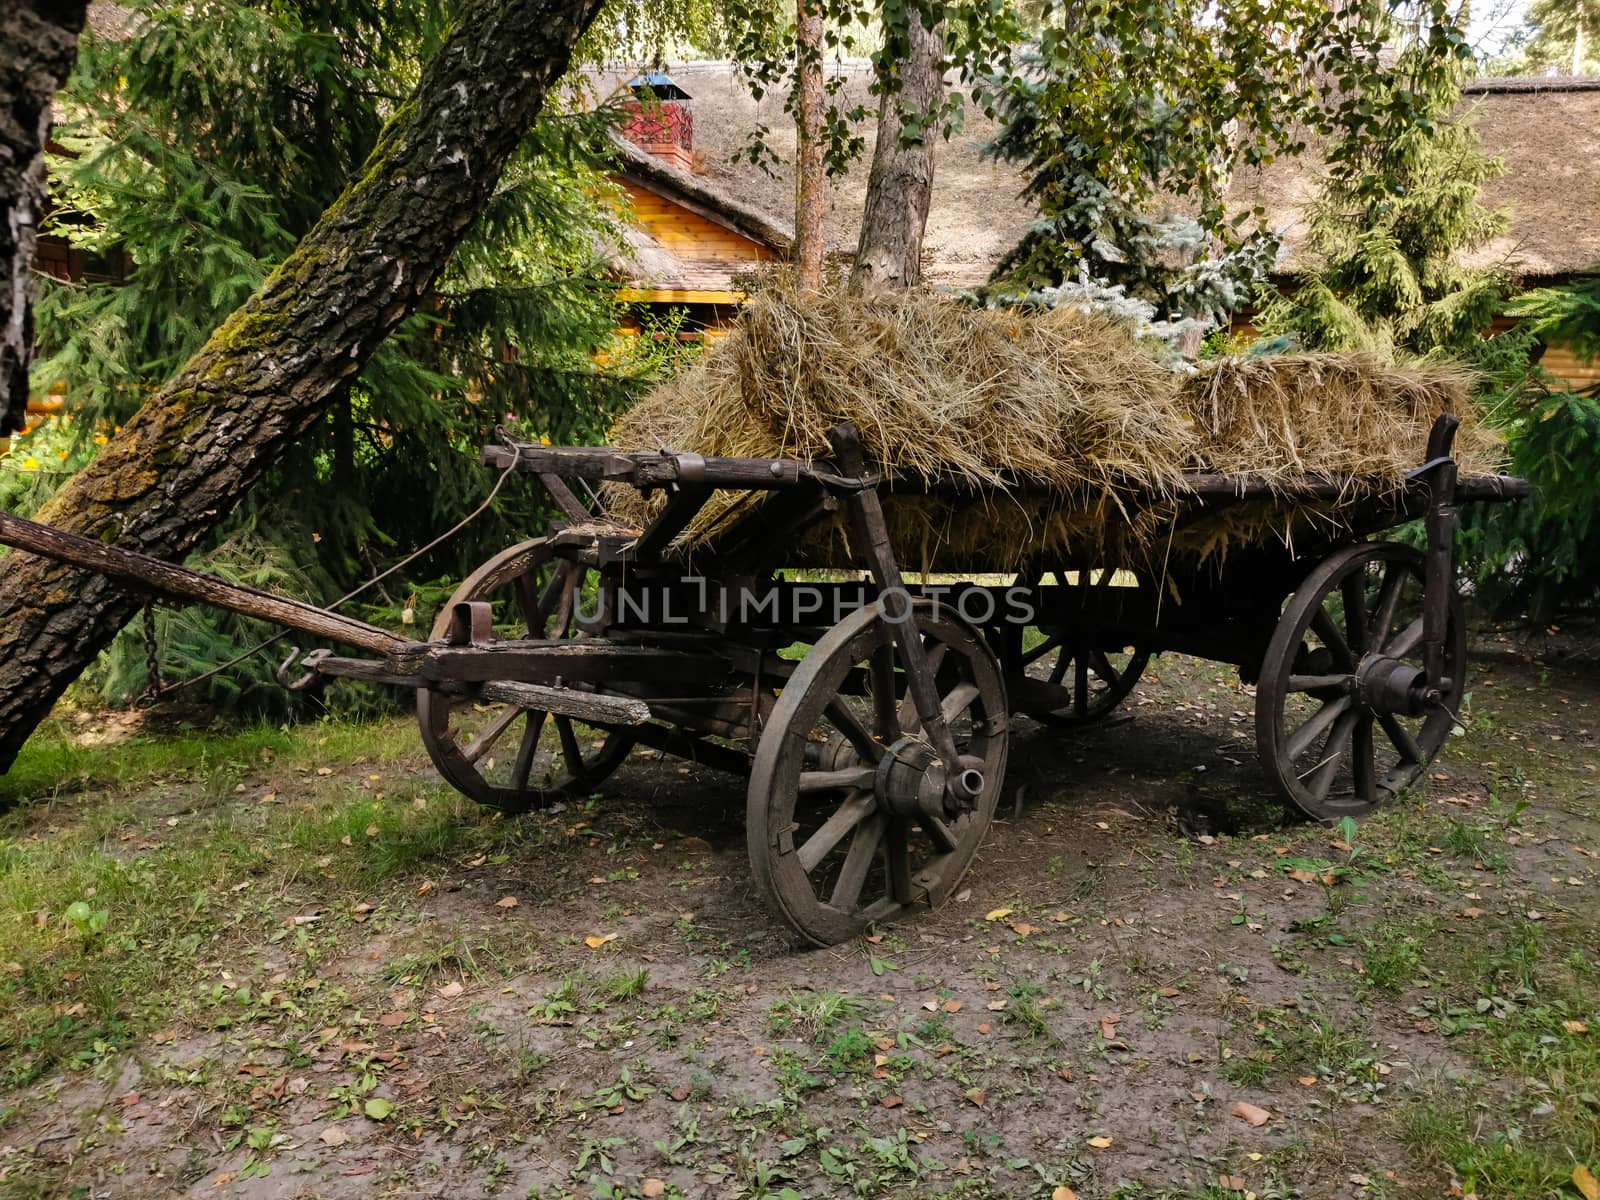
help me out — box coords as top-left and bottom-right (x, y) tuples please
(875, 736), (982, 820)
(1356, 654), (1441, 716)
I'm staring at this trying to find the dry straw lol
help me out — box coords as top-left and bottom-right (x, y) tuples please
(608, 285), (1501, 570)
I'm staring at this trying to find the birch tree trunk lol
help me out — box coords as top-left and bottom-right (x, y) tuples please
(793, 0), (826, 290)
(0, 2), (89, 436)
(851, 6), (944, 292)
(0, 0), (604, 773)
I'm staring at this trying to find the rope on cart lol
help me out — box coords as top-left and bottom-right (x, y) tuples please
(137, 440), (525, 706)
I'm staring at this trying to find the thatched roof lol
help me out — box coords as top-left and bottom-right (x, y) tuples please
(599, 62), (1600, 287)
(1232, 76), (1600, 279)
(595, 61), (1034, 289)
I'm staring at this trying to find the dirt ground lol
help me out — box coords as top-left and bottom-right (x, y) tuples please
(1, 633), (1597, 1200)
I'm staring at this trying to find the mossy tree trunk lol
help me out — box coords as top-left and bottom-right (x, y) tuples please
(793, 0), (826, 291)
(0, 0), (604, 773)
(1, 2), (89, 436)
(850, 5), (944, 293)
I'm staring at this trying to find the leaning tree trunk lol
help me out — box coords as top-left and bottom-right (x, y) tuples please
(850, 5), (944, 292)
(1, 2), (89, 436)
(0, 0), (604, 773)
(793, 0), (826, 290)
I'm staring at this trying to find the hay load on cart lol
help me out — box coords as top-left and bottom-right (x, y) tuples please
(608, 285), (1502, 569)
(0, 286), (1527, 945)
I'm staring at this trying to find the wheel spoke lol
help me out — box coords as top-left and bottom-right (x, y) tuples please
(1285, 695), (1352, 761)
(1353, 716), (1377, 808)
(921, 815), (960, 854)
(826, 699), (887, 764)
(1286, 673), (1351, 693)
(1369, 561), (1406, 647)
(1311, 606), (1355, 669)
(554, 716), (585, 777)
(1074, 653), (1090, 718)
(870, 641), (901, 741)
(798, 793), (877, 873)
(1047, 648), (1072, 685)
(464, 704), (524, 765)
(798, 765), (877, 794)
(1378, 711), (1425, 765)
(510, 710), (547, 790)
(1021, 633), (1065, 667)
(1303, 707), (1359, 800)
(1385, 616), (1424, 659)
(828, 813), (885, 911)
(884, 817), (914, 904)
(940, 681), (981, 726)
(1341, 570), (1369, 651)
(1088, 648), (1119, 685)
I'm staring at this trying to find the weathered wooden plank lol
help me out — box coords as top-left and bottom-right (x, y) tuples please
(478, 680), (651, 725)
(387, 638), (734, 684)
(0, 510), (409, 656)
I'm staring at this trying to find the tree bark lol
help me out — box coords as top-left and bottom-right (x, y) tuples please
(793, 0), (826, 290)
(1, 2), (89, 437)
(850, 6), (944, 292)
(0, 0), (604, 773)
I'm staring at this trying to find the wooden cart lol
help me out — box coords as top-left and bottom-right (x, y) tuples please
(0, 416), (1527, 944)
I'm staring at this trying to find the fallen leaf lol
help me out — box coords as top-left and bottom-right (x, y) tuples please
(377, 1011), (409, 1027)
(1297, 1075), (1317, 1086)
(1010, 921), (1039, 936)
(1087, 1135), (1114, 1148)
(363, 1097), (394, 1120)
(437, 981), (464, 999)
(1562, 1020), (1589, 1035)
(1232, 1101), (1271, 1127)
(965, 1087), (986, 1106)
(1573, 1164), (1600, 1200)
(1100, 1013), (1122, 1040)
(986, 999), (1008, 1011)
(320, 1126), (350, 1147)
(584, 934), (616, 949)
(316, 767), (333, 776)
(941, 999), (963, 1013)
(984, 907), (1013, 921)
(495, 896), (519, 908)
(416, 880), (434, 895)
(882, 1094), (903, 1109)
(1158, 987), (1180, 997)
(641, 1181), (666, 1199)
(1219, 1175), (1247, 1191)
(1461, 907), (1485, 919)
(1052, 1188), (1079, 1200)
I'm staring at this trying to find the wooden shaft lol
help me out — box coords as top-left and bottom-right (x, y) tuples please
(0, 510), (409, 656)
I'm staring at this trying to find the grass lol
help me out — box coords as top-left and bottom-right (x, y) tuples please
(0, 711), (499, 1095)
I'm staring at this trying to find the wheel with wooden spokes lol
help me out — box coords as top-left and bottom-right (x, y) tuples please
(1256, 542), (1465, 823)
(416, 539), (633, 813)
(748, 603), (1008, 946)
(1011, 568), (1151, 726)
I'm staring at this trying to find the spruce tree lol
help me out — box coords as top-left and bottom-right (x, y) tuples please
(1260, 40), (1510, 357)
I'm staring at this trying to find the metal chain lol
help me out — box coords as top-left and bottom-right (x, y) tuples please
(140, 602), (163, 707)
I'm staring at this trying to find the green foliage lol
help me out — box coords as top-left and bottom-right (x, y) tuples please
(1260, 18), (1509, 357)
(1457, 279), (1600, 615)
(984, 1), (1478, 331)
(22, 0), (675, 716)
